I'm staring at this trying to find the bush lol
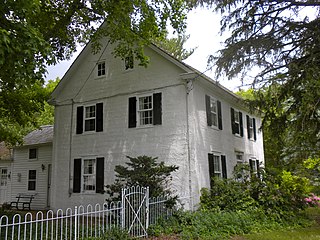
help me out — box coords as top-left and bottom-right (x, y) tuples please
(200, 164), (312, 218)
(148, 208), (311, 239)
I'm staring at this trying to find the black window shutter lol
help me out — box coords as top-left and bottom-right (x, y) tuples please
(217, 100), (223, 130)
(96, 103), (103, 132)
(76, 106), (83, 134)
(96, 157), (104, 193)
(128, 97), (137, 128)
(249, 159), (253, 172)
(239, 111), (244, 137)
(221, 155), (227, 179)
(153, 93), (162, 125)
(253, 118), (257, 140)
(73, 159), (81, 193)
(246, 115), (251, 139)
(205, 95), (212, 126)
(208, 153), (214, 188)
(231, 108), (236, 134)
(256, 160), (260, 178)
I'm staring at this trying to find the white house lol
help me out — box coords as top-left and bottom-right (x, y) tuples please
(47, 37), (264, 211)
(9, 126), (53, 210)
(0, 142), (12, 205)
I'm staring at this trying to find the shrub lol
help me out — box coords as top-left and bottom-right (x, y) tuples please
(105, 155), (178, 202)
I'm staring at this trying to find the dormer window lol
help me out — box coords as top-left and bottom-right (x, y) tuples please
(124, 55), (134, 70)
(97, 62), (106, 77)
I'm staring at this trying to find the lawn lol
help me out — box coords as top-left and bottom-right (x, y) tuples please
(233, 208), (320, 240)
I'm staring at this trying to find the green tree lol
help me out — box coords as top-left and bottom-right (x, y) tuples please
(194, 0), (320, 162)
(154, 32), (196, 60)
(1, 0), (190, 144)
(105, 155), (179, 202)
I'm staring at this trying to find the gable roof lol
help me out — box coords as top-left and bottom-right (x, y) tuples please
(22, 125), (54, 146)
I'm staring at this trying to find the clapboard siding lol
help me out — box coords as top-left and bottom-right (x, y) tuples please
(11, 144), (52, 210)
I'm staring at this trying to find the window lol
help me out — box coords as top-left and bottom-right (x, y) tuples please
(73, 157), (104, 193)
(128, 93), (162, 128)
(83, 159), (96, 192)
(76, 103), (103, 134)
(246, 115), (257, 140)
(138, 95), (153, 125)
(125, 55), (134, 70)
(236, 152), (244, 164)
(97, 62), (106, 77)
(231, 108), (243, 136)
(213, 155), (221, 178)
(249, 159), (260, 178)
(208, 154), (227, 187)
(0, 168), (8, 187)
(29, 148), (37, 159)
(28, 170), (36, 191)
(85, 105), (96, 132)
(205, 95), (222, 130)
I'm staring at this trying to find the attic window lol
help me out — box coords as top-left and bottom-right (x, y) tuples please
(97, 62), (106, 77)
(29, 148), (37, 160)
(124, 55), (134, 70)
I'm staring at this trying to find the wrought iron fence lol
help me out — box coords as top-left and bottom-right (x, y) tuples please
(0, 186), (178, 239)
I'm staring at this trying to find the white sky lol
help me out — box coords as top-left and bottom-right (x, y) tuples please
(46, 8), (243, 91)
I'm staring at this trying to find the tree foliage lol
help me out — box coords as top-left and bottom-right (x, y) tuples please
(105, 155), (178, 202)
(154, 32), (196, 60)
(1, 0), (190, 144)
(195, 0), (320, 161)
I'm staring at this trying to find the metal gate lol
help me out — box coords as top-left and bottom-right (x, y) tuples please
(121, 186), (149, 238)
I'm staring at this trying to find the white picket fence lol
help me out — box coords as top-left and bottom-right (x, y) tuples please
(0, 186), (178, 239)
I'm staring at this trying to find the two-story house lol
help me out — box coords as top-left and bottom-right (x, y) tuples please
(48, 37), (264, 211)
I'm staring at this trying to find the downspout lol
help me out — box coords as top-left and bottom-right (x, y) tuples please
(185, 78), (194, 210)
(68, 99), (74, 197)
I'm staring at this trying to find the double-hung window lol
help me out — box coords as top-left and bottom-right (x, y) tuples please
(76, 103), (103, 134)
(83, 159), (96, 192)
(28, 170), (36, 191)
(97, 62), (106, 77)
(84, 105), (96, 132)
(249, 159), (260, 178)
(73, 157), (104, 193)
(246, 115), (257, 140)
(138, 95), (153, 125)
(205, 95), (222, 130)
(208, 153), (227, 187)
(231, 108), (243, 136)
(128, 93), (162, 128)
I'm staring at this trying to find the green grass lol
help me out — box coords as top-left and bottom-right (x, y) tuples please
(236, 208), (320, 240)
(242, 226), (320, 240)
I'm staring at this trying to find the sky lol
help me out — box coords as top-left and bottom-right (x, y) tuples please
(46, 8), (243, 92)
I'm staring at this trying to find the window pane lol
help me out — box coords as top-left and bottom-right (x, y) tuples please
(85, 106), (96, 118)
(84, 159), (95, 174)
(213, 156), (221, 172)
(85, 119), (95, 131)
(29, 170), (36, 180)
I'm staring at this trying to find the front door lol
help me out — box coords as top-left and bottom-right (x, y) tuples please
(0, 168), (8, 204)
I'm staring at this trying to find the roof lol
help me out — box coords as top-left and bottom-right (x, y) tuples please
(22, 125), (54, 146)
